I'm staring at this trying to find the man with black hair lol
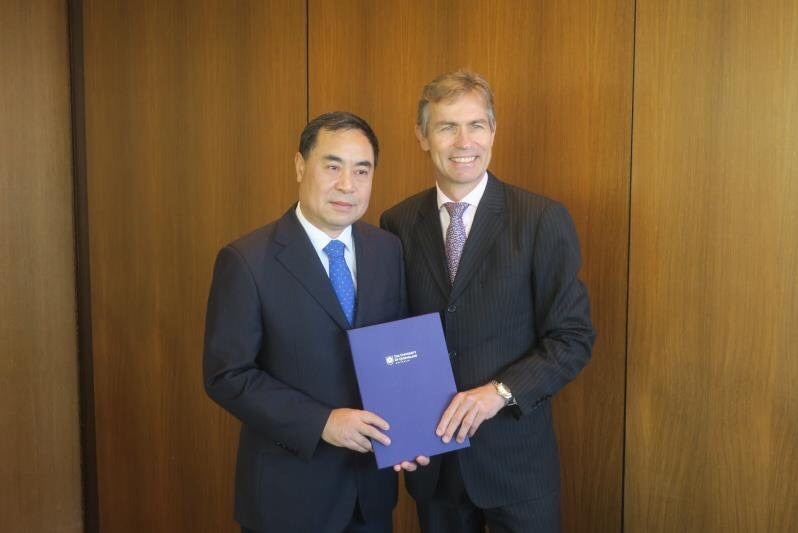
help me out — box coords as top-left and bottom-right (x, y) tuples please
(205, 112), (406, 532)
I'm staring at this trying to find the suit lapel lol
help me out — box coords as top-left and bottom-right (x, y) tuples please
(413, 189), (451, 299)
(274, 209), (351, 331)
(449, 174), (506, 303)
(352, 222), (377, 328)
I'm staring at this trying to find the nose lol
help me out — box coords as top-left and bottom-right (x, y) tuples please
(454, 128), (472, 148)
(336, 171), (355, 193)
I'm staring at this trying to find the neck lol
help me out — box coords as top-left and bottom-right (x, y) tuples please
(436, 179), (481, 202)
(296, 202), (345, 238)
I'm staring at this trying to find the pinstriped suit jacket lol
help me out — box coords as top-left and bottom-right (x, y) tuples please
(380, 173), (595, 507)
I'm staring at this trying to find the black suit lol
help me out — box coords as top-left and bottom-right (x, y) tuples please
(204, 207), (406, 533)
(381, 174), (595, 528)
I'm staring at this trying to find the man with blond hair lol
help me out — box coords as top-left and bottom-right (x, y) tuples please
(381, 71), (595, 532)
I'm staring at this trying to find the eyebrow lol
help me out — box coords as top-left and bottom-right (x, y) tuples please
(433, 119), (488, 127)
(322, 154), (373, 168)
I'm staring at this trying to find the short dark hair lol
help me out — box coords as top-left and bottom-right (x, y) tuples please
(298, 111), (380, 166)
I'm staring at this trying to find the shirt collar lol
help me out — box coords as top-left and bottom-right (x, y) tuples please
(436, 172), (489, 209)
(295, 203), (354, 253)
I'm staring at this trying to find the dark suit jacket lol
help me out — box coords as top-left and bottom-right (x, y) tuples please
(204, 207), (406, 532)
(380, 174), (595, 508)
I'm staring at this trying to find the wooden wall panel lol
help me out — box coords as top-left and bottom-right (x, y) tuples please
(627, 1), (798, 530)
(308, 1), (634, 531)
(0, 1), (83, 531)
(81, 1), (306, 530)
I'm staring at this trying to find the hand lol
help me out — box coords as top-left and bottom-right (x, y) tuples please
(436, 383), (505, 444)
(321, 408), (391, 453)
(393, 455), (430, 472)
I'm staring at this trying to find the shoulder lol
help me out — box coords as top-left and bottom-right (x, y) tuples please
(217, 208), (299, 268)
(225, 220), (279, 257)
(489, 177), (572, 226)
(497, 179), (557, 214)
(353, 219), (402, 252)
(381, 187), (435, 228)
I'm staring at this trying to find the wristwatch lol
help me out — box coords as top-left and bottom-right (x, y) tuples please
(491, 380), (517, 406)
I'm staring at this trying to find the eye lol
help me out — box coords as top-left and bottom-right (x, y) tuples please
(326, 164), (340, 171)
(355, 168), (371, 176)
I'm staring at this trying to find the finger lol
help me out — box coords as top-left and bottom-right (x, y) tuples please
(468, 412), (486, 438)
(401, 461), (418, 472)
(436, 395), (463, 436)
(358, 435), (373, 452)
(415, 456), (430, 466)
(346, 437), (370, 453)
(359, 410), (390, 431)
(361, 424), (391, 446)
(457, 408), (479, 443)
(442, 401), (472, 442)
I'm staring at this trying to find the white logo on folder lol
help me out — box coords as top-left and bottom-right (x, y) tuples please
(384, 350), (418, 366)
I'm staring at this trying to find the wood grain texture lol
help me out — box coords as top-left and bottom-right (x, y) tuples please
(627, 1), (798, 530)
(82, 1), (306, 530)
(308, 1), (633, 531)
(0, 1), (83, 531)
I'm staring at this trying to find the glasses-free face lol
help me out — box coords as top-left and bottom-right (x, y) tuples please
(295, 128), (375, 237)
(416, 91), (496, 200)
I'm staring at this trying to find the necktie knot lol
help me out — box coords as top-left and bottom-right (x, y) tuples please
(444, 202), (468, 220)
(323, 239), (346, 259)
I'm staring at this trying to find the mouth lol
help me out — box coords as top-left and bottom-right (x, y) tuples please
(330, 200), (355, 209)
(450, 155), (478, 164)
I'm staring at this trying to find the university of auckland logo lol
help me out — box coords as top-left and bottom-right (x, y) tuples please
(384, 350), (418, 366)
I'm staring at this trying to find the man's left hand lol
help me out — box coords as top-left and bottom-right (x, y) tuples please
(436, 383), (505, 443)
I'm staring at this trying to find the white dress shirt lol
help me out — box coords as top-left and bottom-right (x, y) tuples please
(295, 203), (357, 289)
(436, 172), (489, 242)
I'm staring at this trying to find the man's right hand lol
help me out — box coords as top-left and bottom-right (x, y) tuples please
(321, 408), (391, 453)
(393, 455), (430, 472)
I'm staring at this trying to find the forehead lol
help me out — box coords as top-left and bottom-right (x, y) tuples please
(310, 128), (374, 162)
(428, 91), (491, 122)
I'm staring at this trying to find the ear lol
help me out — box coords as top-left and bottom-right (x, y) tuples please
(415, 125), (430, 152)
(294, 152), (305, 183)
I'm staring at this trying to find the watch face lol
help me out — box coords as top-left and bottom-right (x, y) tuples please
(492, 380), (513, 404)
(496, 382), (512, 400)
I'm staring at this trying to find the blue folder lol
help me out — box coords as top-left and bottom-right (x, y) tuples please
(347, 312), (469, 469)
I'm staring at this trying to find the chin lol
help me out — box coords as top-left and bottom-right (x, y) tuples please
(331, 215), (360, 228)
(450, 174), (482, 183)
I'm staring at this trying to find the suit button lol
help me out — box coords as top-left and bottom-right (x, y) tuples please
(449, 351), (457, 359)
(447, 305), (457, 313)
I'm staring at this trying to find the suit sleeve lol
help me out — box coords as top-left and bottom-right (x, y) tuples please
(203, 245), (331, 461)
(499, 202), (596, 415)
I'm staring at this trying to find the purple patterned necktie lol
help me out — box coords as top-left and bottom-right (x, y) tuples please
(444, 202), (469, 284)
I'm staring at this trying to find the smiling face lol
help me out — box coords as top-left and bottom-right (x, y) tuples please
(416, 91), (496, 200)
(295, 128), (374, 237)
